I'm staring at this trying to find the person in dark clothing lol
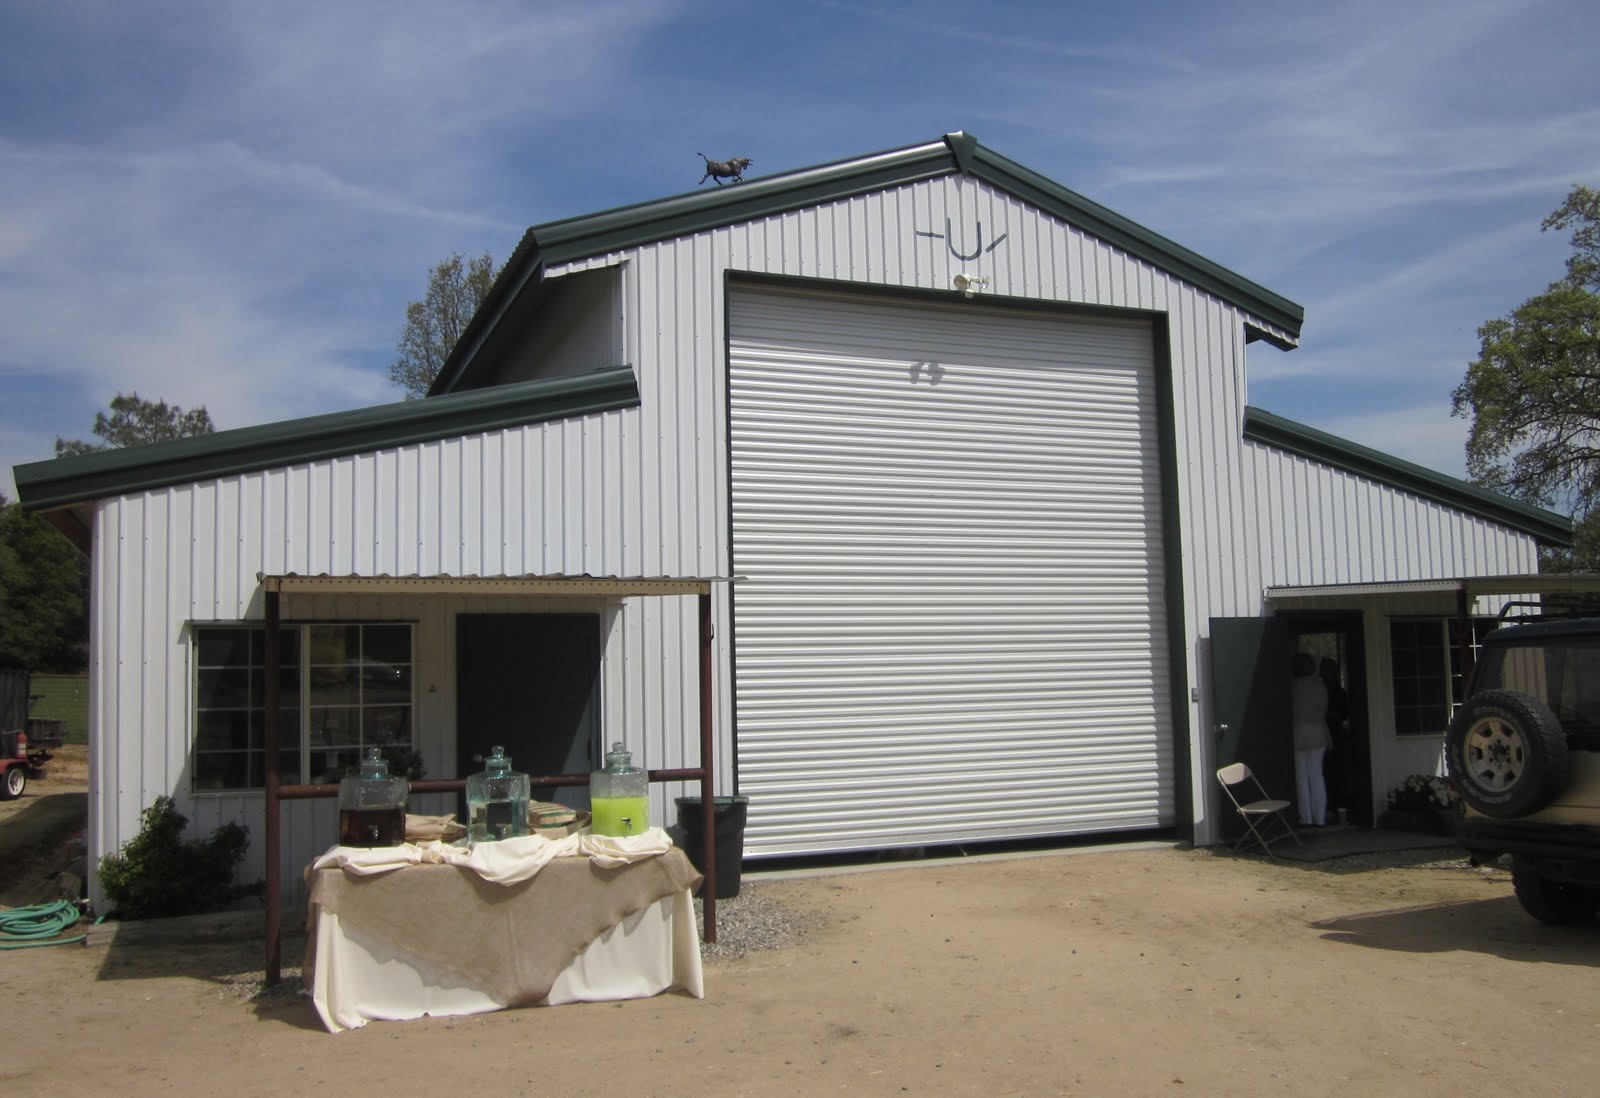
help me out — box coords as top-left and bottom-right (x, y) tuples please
(1321, 658), (1351, 818)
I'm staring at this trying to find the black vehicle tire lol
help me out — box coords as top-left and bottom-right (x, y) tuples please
(0, 765), (24, 800)
(1445, 689), (1568, 818)
(1512, 860), (1599, 925)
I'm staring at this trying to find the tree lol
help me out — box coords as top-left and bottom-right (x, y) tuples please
(55, 392), (215, 457)
(1452, 186), (1600, 570)
(388, 251), (498, 399)
(0, 490), (87, 671)
(4, 393), (211, 669)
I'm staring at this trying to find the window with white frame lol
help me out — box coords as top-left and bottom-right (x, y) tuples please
(1388, 616), (1498, 736)
(193, 622), (414, 791)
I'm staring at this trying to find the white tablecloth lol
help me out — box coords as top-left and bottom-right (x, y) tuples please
(309, 887), (703, 1033)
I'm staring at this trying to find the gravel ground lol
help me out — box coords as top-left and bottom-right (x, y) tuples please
(694, 882), (821, 959)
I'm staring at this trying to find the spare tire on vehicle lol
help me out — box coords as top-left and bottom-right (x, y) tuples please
(1446, 689), (1569, 818)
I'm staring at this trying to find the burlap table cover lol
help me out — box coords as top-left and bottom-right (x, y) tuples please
(305, 849), (702, 1007)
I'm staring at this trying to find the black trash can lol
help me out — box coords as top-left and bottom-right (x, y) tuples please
(674, 796), (750, 898)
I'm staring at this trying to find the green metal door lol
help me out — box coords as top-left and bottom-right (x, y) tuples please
(1209, 617), (1294, 837)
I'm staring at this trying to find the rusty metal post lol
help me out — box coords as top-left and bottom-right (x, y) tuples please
(699, 591), (716, 943)
(263, 588), (283, 986)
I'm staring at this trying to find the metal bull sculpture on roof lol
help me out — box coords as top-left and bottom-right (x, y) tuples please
(698, 153), (752, 186)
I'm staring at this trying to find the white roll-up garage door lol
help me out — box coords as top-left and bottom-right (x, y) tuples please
(729, 284), (1174, 856)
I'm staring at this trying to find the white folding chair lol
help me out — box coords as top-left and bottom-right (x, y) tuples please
(1217, 762), (1302, 855)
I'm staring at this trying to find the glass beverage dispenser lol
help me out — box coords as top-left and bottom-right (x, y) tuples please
(338, 746), (409, 847)
(466, 745), (531, 842)
(590, 741), (649, 836)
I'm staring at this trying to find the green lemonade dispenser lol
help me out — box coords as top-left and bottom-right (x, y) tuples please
(591, 741), (649, 836)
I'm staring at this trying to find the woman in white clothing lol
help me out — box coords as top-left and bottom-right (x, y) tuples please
(1291, 652), (1331, 827)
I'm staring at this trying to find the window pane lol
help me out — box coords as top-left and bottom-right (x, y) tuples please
(308, 707), (359, 747)
(247, 626), (299, 665)
(309, 624), (359, 666)
(363, 624), (411, 664)
(248, 709), (303, 751)
(198, 630), (252, 667)
(194, 752), (250, 791)
(197, 666), (251, 710)
(309, 664), (359, 707)
(363, 705), (411, 746)
(361, 665), (412, 705)
(250, 749), (304, 788)
(278, 667), (300, 705)
(1390, 618), (1454, 736)
(311, 748), (361, 784)
(196, 619), (414, 792)
(196, 711), (250, 752)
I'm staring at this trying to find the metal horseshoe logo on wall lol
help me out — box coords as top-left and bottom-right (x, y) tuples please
(916, 218), (1008, 261)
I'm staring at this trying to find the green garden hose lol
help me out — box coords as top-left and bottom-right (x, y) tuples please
(0, 900), (86, 948)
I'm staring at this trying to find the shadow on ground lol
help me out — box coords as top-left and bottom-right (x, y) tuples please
(0, 791), (87, 905)
(1206, 826), (1467, 875)
(1311, 895), (1600, 963)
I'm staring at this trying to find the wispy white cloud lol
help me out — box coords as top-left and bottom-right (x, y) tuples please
(0, 0), (689, 493)
(2, 0), (1596, 507)
(1322, 404), (1473, 480)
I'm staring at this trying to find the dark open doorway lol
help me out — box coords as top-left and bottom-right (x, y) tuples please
(455, 613), (601, 811)
(1210, 612), (1372, 838)
(1289, 614), (1372, 826)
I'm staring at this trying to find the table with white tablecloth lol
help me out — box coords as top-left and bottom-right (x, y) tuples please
(303, 840), (704, 1033)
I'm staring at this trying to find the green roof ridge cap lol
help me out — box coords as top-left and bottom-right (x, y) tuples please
(1243, 406), (1572, 545)
(14, 367), (640, 511)
(436, 132), (1306, 395)
(521, 133), (1305, 331)
(944, 131), (978, 174)
(967, 145), (1303, 337)
(533, 138), (955, 263)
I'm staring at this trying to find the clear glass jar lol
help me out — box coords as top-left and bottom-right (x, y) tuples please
(466, 745), (531, 842)
(590, 741), (649, 836)
(338, 746), (409, 847)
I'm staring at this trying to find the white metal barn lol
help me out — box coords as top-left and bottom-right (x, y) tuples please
(14, 133), (1570, 904)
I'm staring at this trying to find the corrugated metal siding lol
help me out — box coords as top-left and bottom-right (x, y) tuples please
(550, 176), (1274, 847)
(1239, 441), (1539, 591)
(85, 405), (727, 906)
(728, 285), (1172, 853)
(547, 172), (1542, 847)
(84, 169), (1551, 888)
(500, 265), (626, 384)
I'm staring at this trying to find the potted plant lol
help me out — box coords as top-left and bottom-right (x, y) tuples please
(1378, 774), (1459, 835)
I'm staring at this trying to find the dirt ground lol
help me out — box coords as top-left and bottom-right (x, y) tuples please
(3, 831), (1596, 1098)
(0, 743), (87, 907)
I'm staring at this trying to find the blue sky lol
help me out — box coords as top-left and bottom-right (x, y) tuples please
(3, 0), (1597, 501)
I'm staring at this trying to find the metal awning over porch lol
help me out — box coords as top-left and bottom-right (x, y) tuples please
(255, 571), (732, 984)
(1267, 573), (1600, 602)
(259, 572), (724, 597)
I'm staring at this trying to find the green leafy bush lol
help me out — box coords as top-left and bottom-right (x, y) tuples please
(98, 796), (263, 919)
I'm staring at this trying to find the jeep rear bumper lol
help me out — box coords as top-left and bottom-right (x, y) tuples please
(1456, 818), (1600, 883)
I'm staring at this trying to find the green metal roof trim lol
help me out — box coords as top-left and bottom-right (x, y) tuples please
(1243, 406), (1573, 546)
(434, 131), (1304, 394)
(14, 367), (640, 512)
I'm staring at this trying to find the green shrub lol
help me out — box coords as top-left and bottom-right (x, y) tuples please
(98, 796), (263, 919)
